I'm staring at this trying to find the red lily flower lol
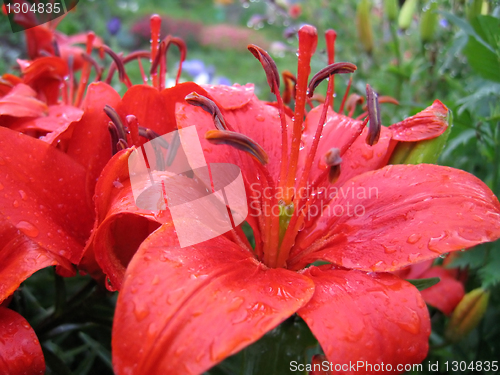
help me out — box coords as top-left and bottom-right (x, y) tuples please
(105, 25), (500, 374)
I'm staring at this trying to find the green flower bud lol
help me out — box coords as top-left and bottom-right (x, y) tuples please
(466, 0), (483, 20)
(398, 0), (418, 30)
(356, 0), (374, 54)
(389, 109), (452, 165)
(384, 0), (399, 22)
(445, 288), (490, 343)
(420, 1), (439, 43)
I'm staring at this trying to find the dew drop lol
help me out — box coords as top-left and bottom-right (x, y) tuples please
(18, 190), (27, 200)
(406, 233), (421, 244)
(12, 200), (19, 208)
(16, 221), (39, 238)
(255, 114), (265, 122)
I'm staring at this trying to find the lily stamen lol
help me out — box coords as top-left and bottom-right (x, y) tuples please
(104, 105), (128, 141)
(325, 147), (342, 183)
(185, 92), (228, 131)
(338, 75), (353, 113)
(73, 32), (95, 107)
(205, 129), (269, 165)
(247, 44), (289, 193)
(365, 83), (381, 146)
(100, 45), (132, 88)
(325, 29), (337, 107)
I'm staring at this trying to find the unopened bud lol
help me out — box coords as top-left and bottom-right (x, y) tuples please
(445, 288), (490, 343)
(398, 0), (418, 30)
(356, 0), (374, 54)
(384, 0), (399, 22)
(420, 1), (439, 43)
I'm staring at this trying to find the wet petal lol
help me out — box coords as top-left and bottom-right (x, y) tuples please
(0, 127), (94, 266)
(291, 164), (500, 272)
(418, 266), (465, 315)
(79, 149), (161, 290)
(298, 266), (430, 372)
(0, 83), (47, 118)
(0, 307), (45, 375)
(389, 100), (449, 141)
(112, 225), (314, 375)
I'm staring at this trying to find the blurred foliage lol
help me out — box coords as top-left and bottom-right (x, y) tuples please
(2, 0), (500, 373)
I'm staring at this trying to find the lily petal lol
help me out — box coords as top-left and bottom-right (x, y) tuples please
(80, 149), (161, 290)
(389, 100), (449, 142)
(291, 164), (500, 271)
(418, 266), (465, 315)
(0, 127), (94, 267)
(112, 224), (314, 375)
(298, 266), (430, 373)
(0, 83), (47, 118)
(0, 307), (45, 375)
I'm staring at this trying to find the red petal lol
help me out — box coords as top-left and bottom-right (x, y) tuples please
(389, 100), (449, 142)
(0, 83), (47, 118)
(0, 237), (73, 302)
(10, 104), (83, 134)
(202, 83), (254, 110)
(0, 127), (94, 266)
(298, 266), (430, 372)
(0, 307), (45, 375)
(419, 266), (465, 315)
(117, 82), (209, 143)
(112, 225), (314, 374)
(61, 82), (121, 204)
(291, 164), (500, 271)
(80, 149), (161, 290)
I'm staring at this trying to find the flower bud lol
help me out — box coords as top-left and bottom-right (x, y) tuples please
(420, 1), (439, 43)
(445, 288), (490, 343)
(466, 0), (483, 20)
(384, 0), (399, 22)
(398, 0), (418, 30)
(356, 0), (374, 54)
(388, 104), (452, 165)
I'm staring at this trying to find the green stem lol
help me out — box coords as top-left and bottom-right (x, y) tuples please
(492, 121), (500, 196)
(389, 22), (402, 98)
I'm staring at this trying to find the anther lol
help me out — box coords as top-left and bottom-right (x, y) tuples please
(307, 62), (357, 98)
(325, 148), (342, 184)
(104, 105), (127, 141)
(248, 44), (281, 95)
(185, 92), (227, 130)
(205, 129), (269, 165)
(365, 84), (381, 146)
(282, 70), (296, 104)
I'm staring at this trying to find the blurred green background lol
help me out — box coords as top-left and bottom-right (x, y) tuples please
(1, 0), (500, 374)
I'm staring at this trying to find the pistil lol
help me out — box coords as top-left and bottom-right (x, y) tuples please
(284, 25), (317, 204)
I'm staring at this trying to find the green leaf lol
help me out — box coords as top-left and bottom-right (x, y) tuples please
(407, 277), (441, 291)
(463, 37), (500, 82)
(208, 315), (319, 375)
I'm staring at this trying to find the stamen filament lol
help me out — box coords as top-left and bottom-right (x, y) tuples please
(73, 32), (94, 107)
(339, 76), (352, 114)
(150, 15), (162, 90)
(277, 73), (335, 268)
(325, 29), (336, 108)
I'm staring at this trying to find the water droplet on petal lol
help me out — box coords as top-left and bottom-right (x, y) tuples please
(255, 114), (265, 122)
(12, 200), (19, 208)
(407, 233), (422, 244)
(18, 190), (27, 200)
(0, 182), (4, 191)
(16, 221), (39, 238)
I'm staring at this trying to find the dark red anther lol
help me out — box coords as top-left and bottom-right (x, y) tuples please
(205, 129), (269, 165)
(104, 105), (127, 141)
(307, 62), (357, 98)
(248, 44), (280, 95)
(185, 92), (227, 131)
(365, 84), (381, 146)
(325, 148), (342, 184)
